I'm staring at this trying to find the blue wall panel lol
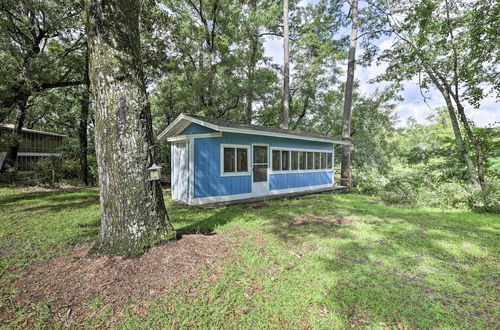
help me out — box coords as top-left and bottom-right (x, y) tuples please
(194, 137), (251, 198)
(269, 172), (332, 190)
(193, 131), (334, 198)
(181, 122), (216, 134)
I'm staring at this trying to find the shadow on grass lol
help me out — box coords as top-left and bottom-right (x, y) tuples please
(0, 188), (95, 206)
(170, 203), (244, 236)
(261, 193), (498, 327)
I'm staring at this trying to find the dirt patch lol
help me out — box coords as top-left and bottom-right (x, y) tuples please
(14, 185), (86, 194)
(246, 202), (268, 209)
(9, 234), (236, 326)
(234, 231), (250, 238)
(291, 215), (356, 226)
(384, 202), (412, 209)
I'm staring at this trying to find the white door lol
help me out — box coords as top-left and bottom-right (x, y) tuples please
(172, 142), (189, 203)
(252, 145), (269, 196)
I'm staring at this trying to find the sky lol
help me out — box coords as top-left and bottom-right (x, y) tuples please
(263, 0), (499, 128)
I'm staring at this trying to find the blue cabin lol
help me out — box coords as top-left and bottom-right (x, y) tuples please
(158, 114), (348, 205)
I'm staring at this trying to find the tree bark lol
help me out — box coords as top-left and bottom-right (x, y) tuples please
(282, 0), (290, 129)
(244, 0), (258, 125)
(441, 91), (480, 188)
(79, 49), (90, 186)
(340, 0), (359, 187)
(424, 67), (480, 188)
(245, 37), (257, 125)
(443, 0), (485, 190)
(86, 0), (175, 256)
(452, 96), (485, 189)
(0, 93), (29, 174)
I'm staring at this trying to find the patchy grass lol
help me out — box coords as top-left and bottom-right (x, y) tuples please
(0, 187), (498, 328)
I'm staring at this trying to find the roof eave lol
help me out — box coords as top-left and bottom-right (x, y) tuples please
(157, 114), (222, 140)
(157, 114), (350, 145)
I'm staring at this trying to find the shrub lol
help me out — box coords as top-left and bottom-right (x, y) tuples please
(468, 184), (500, 214)
(87, 154), (99, 185)
(415, 182), (470, 209)
(34, 156), (65, 184)
(378, 175), (419, 205)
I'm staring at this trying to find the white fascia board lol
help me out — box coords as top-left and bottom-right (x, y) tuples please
(166, 132), (221, 142)
(17, 152), (61, 157)
(157, 115), (185, 140)
(182, 115), (220, 131)
(157, 114), (221, 141)
(218, 127), (348, 145)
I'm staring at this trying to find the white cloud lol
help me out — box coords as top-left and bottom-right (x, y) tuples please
(263, 38), (283, 65)
(262, 5), (499, 128)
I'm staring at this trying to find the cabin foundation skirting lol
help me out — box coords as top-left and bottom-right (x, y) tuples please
(187, 183), (333, 205)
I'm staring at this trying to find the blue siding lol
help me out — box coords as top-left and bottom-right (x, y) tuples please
(269, 172), (332, 190)
(193, 131), (333, 198)
(194, 137), (251, 198)
(181, 122), (216, 134)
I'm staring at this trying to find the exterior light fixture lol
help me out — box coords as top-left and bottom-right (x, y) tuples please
(147, 163), (162, 181)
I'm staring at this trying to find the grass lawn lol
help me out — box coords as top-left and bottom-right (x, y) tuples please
(0, 186), (498, 328)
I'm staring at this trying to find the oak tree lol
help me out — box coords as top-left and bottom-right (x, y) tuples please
(86, 0), (175, 256)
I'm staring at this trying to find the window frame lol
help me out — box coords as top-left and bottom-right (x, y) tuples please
(220, 144), (251, 177)
(270, 147), (334, 174)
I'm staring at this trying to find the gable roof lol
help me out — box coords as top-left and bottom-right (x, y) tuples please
(157, 114), (349, 145)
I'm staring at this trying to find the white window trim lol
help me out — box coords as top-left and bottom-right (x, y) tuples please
(220, 144), (251, 177)
(270, 147), (334, 174)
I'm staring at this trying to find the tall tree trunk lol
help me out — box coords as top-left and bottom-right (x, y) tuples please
(86, 0), (175, 256)
(244, 0), (258, 125)
(452, 96), (485, 189)
(443, 0), (485, 190)
(441, 90), (480, 188)
(340, 0), (359, 186)
(385, 15), (483, 190)
(282, 0), (290, 129)
(424, 66), (480, 188)
(79, 49), (90, 186)
(0, 93), (29, 173)
(245, 36), (257, 125)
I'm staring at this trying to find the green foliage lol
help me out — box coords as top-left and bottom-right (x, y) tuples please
(468, 183), (500, 214)
(31, 138), (98, 185)
(146, 0), (282, 123)
(354, 110), (499, 212)
(0, 0), (85, 122)
(34, 156), (78, 185)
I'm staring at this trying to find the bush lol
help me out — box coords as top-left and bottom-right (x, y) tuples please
(354, 170), (388, 196)
(355, 169), (478, 210)
(415, 182), (470, 209)
(34, 156), (66, 184)
(378, 174), (419, 205)
(468, 184), (500, 213)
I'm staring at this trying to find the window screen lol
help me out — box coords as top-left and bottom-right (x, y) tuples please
(326, 153), (332, 169)
(307, 152), (313, 169)
(314, 152), (320, 169)
(321, 152), (327, 169)
(281, 150), (290, 170)
(223, 148), (235, 172)
(291, 151), (298, 170)
(299, 151), (306, 170)
(272, 150), (281, 171)
(236, 148), (248, 172)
